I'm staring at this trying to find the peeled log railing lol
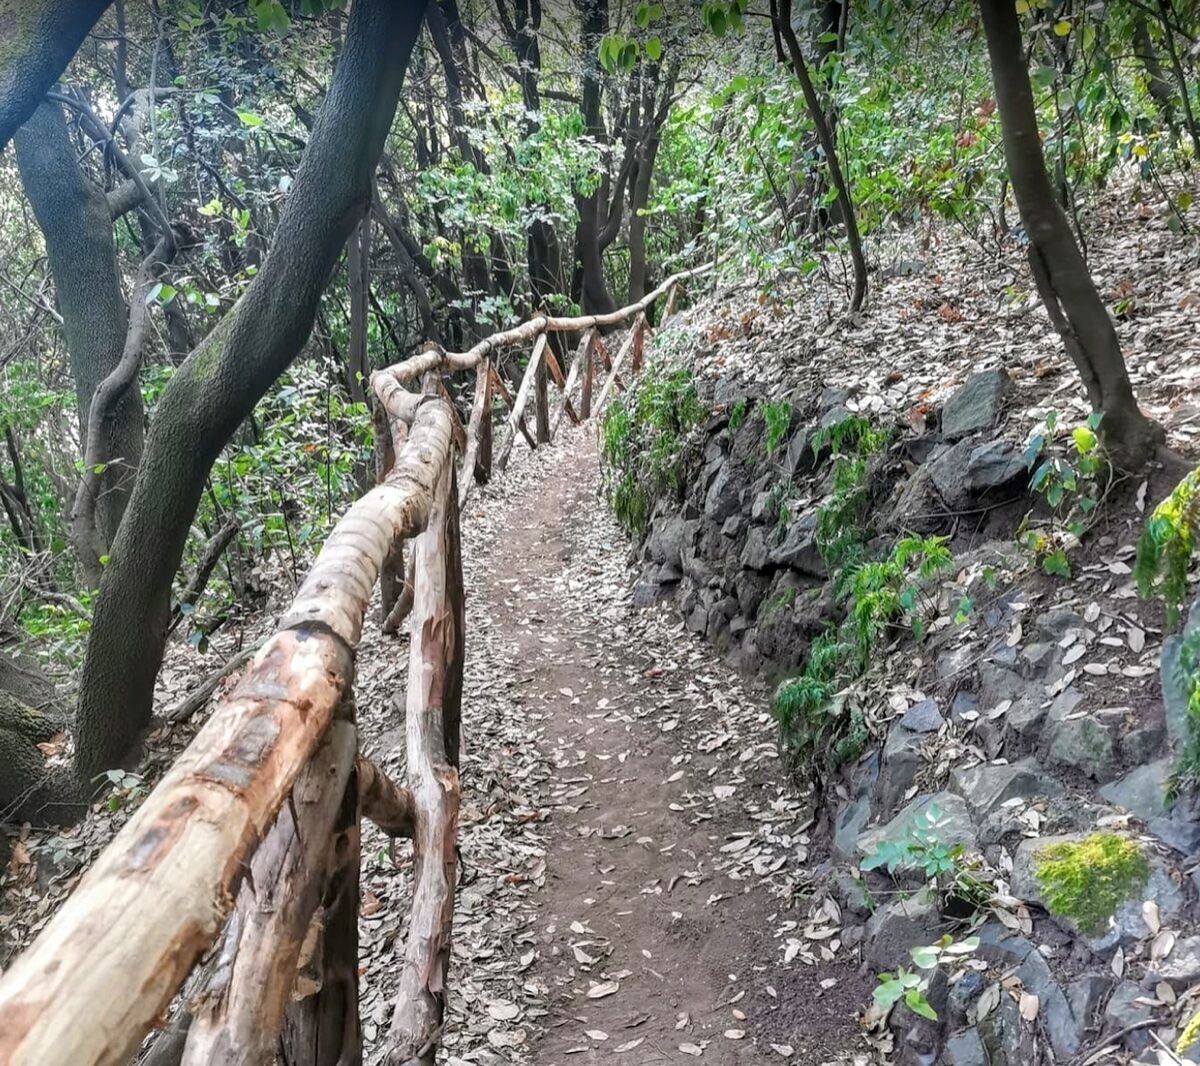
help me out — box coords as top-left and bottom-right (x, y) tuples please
(0, 264), (708, 1066)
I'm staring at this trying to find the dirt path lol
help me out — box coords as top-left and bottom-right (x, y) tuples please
(354, 427), (870, 1066)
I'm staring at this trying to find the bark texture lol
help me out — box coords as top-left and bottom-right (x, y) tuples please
(14, 101), (143, 546)
(0, 0), (111, 148)
(73, 0), (424, 786)
(980, 0), (1163, 469)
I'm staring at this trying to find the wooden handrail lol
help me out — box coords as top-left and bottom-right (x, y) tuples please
(0, 258), (711, 1066)
(378, 262), (711, 387)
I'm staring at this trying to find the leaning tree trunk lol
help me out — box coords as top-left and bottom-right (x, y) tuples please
(72, 0), (424, 788)
(776, 0), (867, 313)
(14, 101), (145, 548)
(979, 0), (1163, 469)
(0, 0), (112, 148)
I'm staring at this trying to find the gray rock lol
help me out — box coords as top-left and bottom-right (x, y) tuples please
(950, 691), (980, 722)
(1014, 944), (1078, 1060)
(1161, 634), (1191, 748)
(1067, 973), (1113, 1043)
(947, 971), (987, 1026)
(883, 257), (926, 278)
(830, 871), (872, 918)
(973, 923), (1036, 969)
(768, 510), (824, 576)
(820, 404), (851, 429)
(832, 794), (871, 861)
(949, 757), (1062, 820)
(1099, 758), (1172, 821)
(720, 514), (745, 539)
(733, 571), (770, 620)
(740, 526), (770, 571)
(750, 490), (775, 523)
(876, 723), (925, 814)
(979, 989), (1036, 1064)
(1121, 724), (1165, 765)
(1103, 981), (1154, 1054)
(1043, 712), (1116, 781)
(929, 439), (976, 509)
(646, 515), (696, 568)
(900, 698), (944, 734)
(631, 582), (663, 608)
(885, 466), (947, 535)
(1018, 641), (1055, 677)
(703, 466), (742, 522)
(857, 791), (976, 859)
(1006, 698), (1047, 741)
(820, 386), (853, 411)
(979, 662), (1028, 706)
(864, 887), (943, 970)
(965, 439), (1026, 492)
(1149, 934), (1200, 990)
(941, 368), (1011, 439)
(944, 1028), (987, 1066)
(1036, 608), (1084, 642)
(784, 428), (813, 477)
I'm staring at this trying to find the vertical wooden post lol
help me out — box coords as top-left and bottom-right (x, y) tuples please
(580, 333), (594, 421)
(630, 313), (648, 374)
(181, 721), (358, 1065)
(662, 280), (679, 323)
(279, 765), (362, 1066)
(476, 364), (493, 483)
(385, 464), (463, 1065)
(534, 314), (551, 444)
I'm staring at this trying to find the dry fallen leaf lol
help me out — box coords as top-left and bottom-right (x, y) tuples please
(587, 980), (619, 999)
(1019, 992), (1040, 1021)
(679, 1042), (705, 1056)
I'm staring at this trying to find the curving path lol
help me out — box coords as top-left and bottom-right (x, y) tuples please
(354, 424), (871, 1065)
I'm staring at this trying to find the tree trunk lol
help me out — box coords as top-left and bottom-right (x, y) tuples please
(1132, 16), (1178, 134)
(0, 0), (112, 148)
(980, 0), (1163, 469)
(73, 0), (424, 787)
(14, 101), (144, 546)
(775, 0), (867, 313)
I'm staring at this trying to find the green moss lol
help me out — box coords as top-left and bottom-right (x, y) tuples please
(1033, 834), (1149, 936)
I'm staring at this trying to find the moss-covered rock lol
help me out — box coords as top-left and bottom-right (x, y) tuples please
(1032, 833), (1150, 936)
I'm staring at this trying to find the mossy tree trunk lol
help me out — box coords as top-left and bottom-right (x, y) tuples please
(72, 0), (424, 787)
(0, 0), (112, 149)
(14, 102), (146, 552)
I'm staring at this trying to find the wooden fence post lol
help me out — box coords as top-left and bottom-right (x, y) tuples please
(279, 761), (362, 1066)
(534, 345), (550, 445)
(181, 719), (358, 1064)
(495, 334), (547, 473)
(630, 313), (648, 374)
(580, 332), (594, 420)
(384, 463), (463, 1065)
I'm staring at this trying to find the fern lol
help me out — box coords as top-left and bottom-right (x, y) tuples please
(1136, 469), (1200, 626)
(600, 364), (704, 536)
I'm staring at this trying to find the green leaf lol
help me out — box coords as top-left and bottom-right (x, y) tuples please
(910, 945), (939, 969)
(1072, 426), (1096, 455)
(1053, 19), (1071, 36)
(1043, 549), (1070, 578)
(635, 3), (651, 29)
(92, 463), (107, 475)
(646, 36), (662, 61)
(98, 554), (110, 566)
(237, 110), (265, 127)
(906, 988), (939, 1020)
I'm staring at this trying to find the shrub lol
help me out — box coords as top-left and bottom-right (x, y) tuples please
(600, 363), (705, 536)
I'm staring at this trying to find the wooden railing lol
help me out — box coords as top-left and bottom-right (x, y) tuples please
(0, 264), (708, 1066)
